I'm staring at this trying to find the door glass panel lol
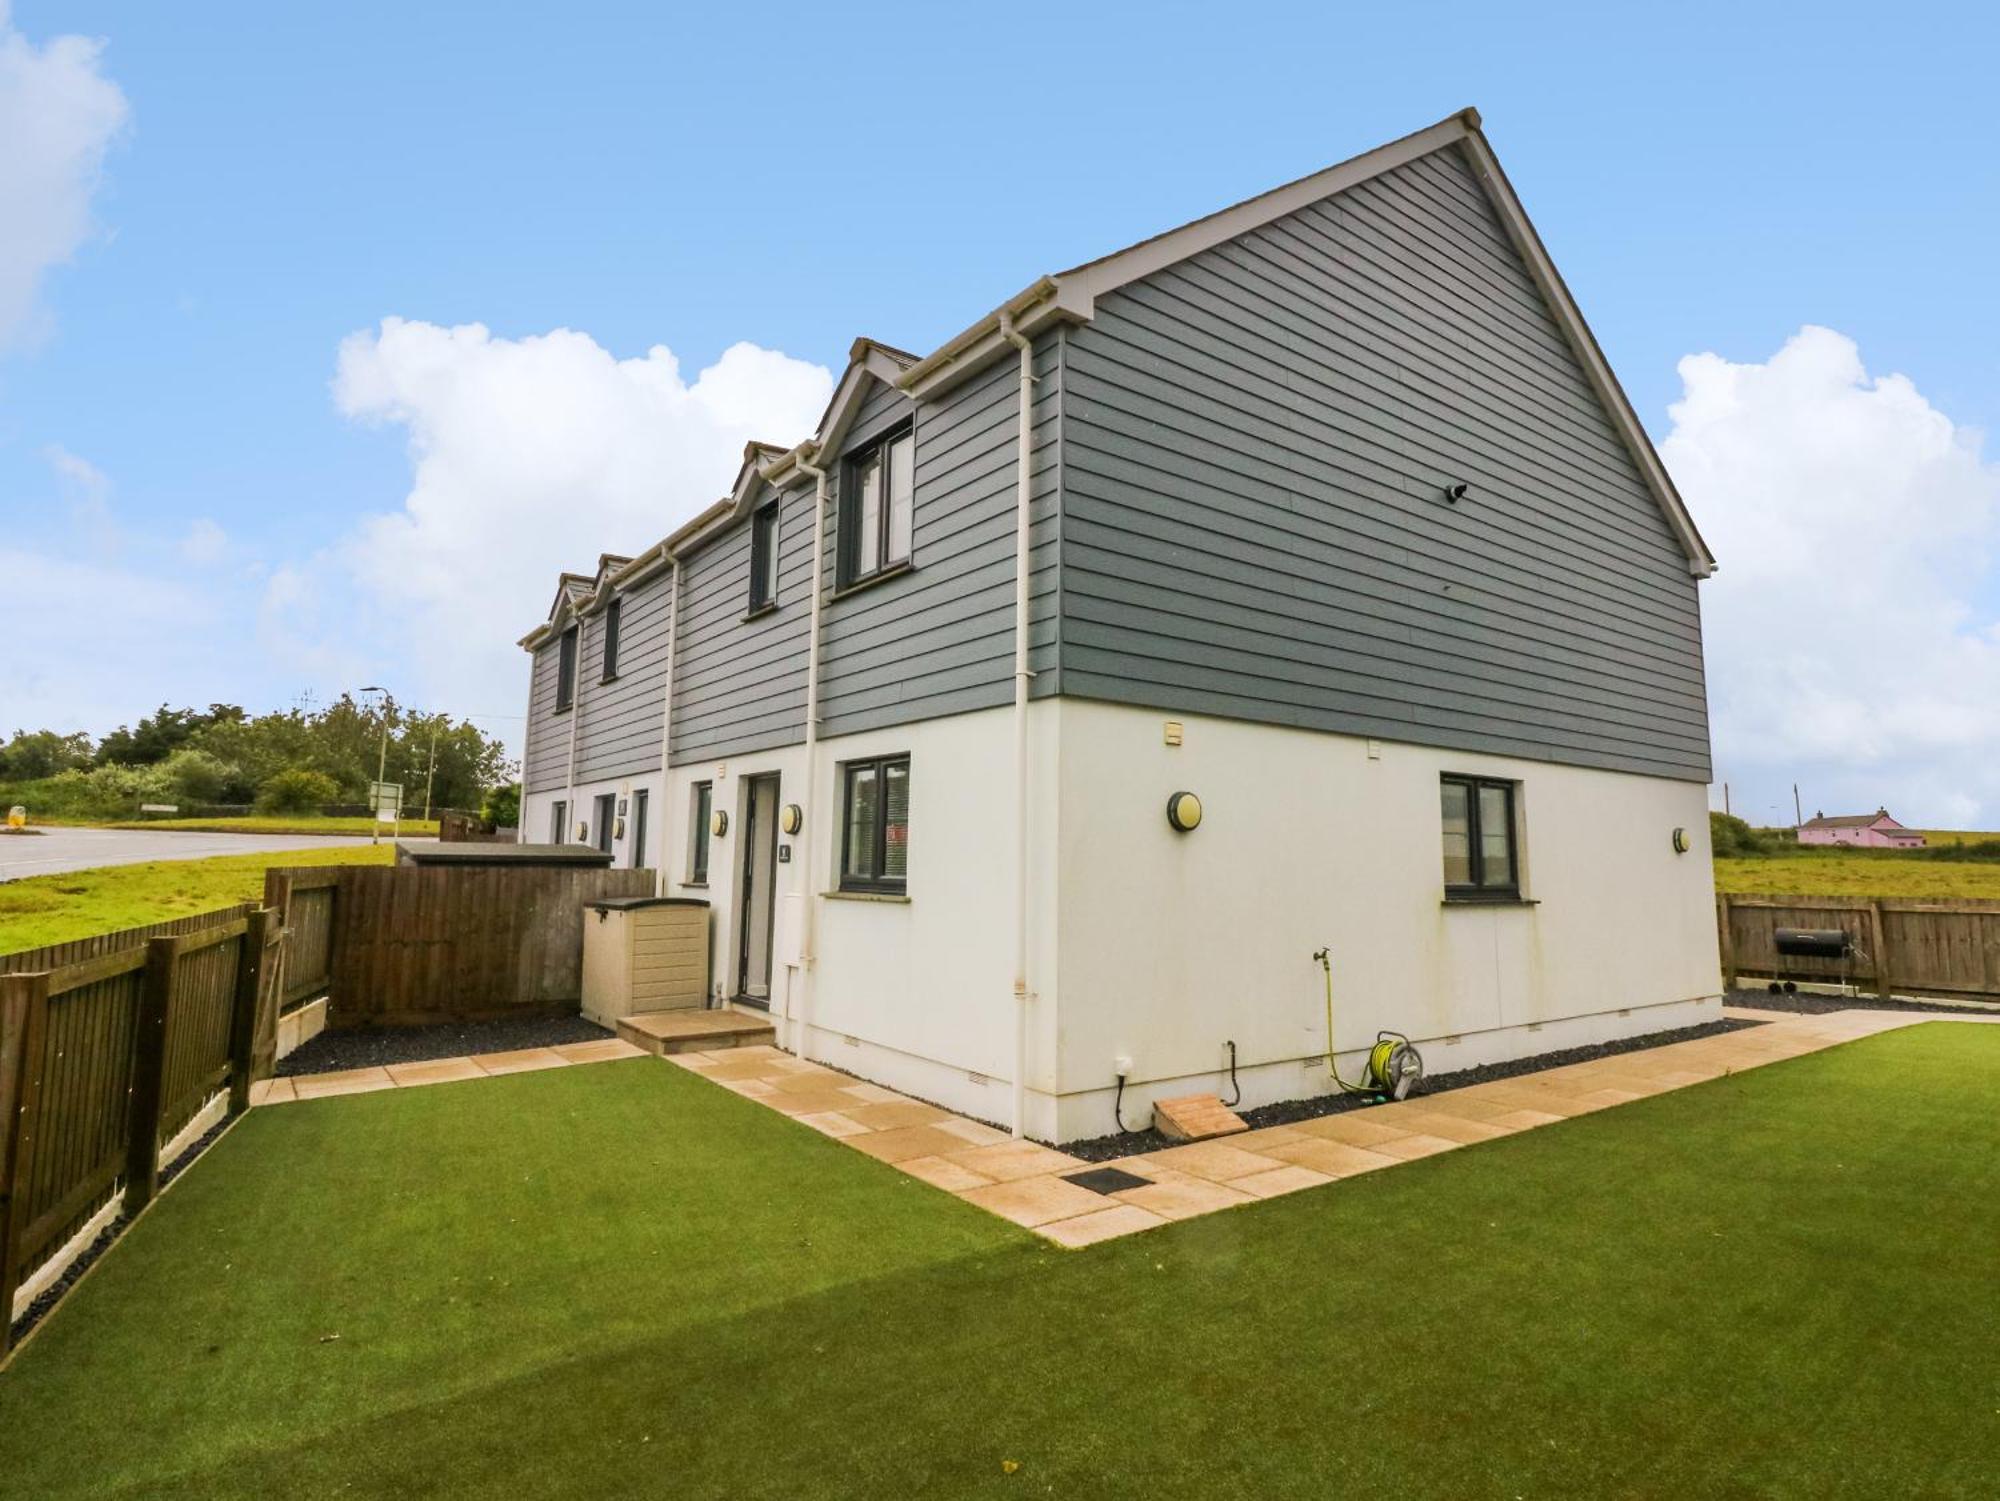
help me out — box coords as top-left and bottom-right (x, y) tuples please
(1440, 780), (1471, 886)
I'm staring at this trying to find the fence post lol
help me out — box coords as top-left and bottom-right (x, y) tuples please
(228, 911), (273, 1113)
(1867, 900), (1892, 999)
(124, 938), (180, 1218)
(0, 972), (52, 1361)
(1715, 894), (1736, 993)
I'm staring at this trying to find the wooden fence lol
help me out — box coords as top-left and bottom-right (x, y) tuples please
(264, 863), (656, 1027)
(1718, 892), (2000, 1002)
(0, 909), (280, 1358)
(0, 903), (259, 975)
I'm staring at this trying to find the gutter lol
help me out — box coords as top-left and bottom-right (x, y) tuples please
(999, 311), (1035, 1139)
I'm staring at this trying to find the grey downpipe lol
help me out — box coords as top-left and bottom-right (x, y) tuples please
(792, 448), (831, 1056)
(654, 554), (682, 895)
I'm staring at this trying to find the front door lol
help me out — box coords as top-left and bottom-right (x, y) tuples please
(736, 774), (780, 1005)
(594, 793), (616, 855)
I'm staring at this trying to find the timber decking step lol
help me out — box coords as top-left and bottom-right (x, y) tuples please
(616, 1009), (776, 1056)
(1152, 1093), (1249, 1142)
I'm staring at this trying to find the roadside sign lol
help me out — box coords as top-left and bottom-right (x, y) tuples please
(139, 803), (179, 814)
(369, 781), (404, 815)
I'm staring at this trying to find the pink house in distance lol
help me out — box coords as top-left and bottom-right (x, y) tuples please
(1797, 809), (1926, 848)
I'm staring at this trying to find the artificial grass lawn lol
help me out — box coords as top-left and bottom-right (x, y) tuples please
(0, 845), (394, 953)
(3, 1028), (1995, 1498)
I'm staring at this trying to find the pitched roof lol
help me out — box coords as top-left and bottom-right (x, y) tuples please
(1801, 809), (1902, 829)
(524, 107), (1716, 647)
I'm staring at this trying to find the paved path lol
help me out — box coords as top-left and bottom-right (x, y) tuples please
(0, 826), (419, 882)
(665, 1006), (1999, 1246)
(251, 1036), (648, 1104)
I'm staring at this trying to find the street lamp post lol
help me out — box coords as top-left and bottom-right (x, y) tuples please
(361, 685), (390, 846)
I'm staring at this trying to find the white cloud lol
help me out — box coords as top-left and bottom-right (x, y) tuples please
(43, 442), (119, 549)
(325, 318), (833, 732)
(0, 2), (129, 348)
(179, 518), (227, 564)
(1665, 326), (2000, 827)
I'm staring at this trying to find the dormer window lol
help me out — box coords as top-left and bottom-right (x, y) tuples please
(748, 503), (780, 612)
(839, 426), (914, 589)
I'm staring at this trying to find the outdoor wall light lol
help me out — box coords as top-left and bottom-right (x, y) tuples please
(1672, 826), (1691, 854)
(780, 803), (803, 835)
(711, 809), (729, 838)
(1165, 790), (1204, 833)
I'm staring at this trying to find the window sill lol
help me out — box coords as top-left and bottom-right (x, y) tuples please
(553, 705), (574, 716)
(680, 880), (708, 891)
(829, 560), (914, 602)
(1441, 894), (1539, 908)
(741, 601), (779, 623)
(822, 889), (911, 905)
(598, 674), (619, 685)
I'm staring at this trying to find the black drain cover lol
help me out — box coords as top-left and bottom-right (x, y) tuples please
(1062, 1166), (1153, 1195)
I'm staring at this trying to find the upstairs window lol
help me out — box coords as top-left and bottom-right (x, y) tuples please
(840, 754), (910, 893)
(1441, 774), (1519, 899)
(601, 598), (622, 681)
(839, 427), (914, 588)
(555, 626), (579, 710)
(748, 504), (780, 612)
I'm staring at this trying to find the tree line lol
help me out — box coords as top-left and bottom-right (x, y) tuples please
(0, 697), (515, 819)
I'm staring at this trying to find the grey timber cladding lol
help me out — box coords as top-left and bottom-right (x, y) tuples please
(575, 566), (674, 782)
(521, 639), (568, 793)
(667, 357), (1061, 763)
(1055, 142), (1713, 781)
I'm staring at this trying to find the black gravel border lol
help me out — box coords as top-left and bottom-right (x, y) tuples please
(276, 1014), (613, 1077)
(1063, 1016), (1765, 1163)
(6, 1113), (233, 1352)
(1726, 985), (1997, 1017)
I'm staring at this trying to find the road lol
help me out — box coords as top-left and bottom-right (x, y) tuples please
(0, 827), (429, 882)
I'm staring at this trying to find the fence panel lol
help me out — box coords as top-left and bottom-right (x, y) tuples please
(2, 909), (276, 1358)
(265, 863), (655, 1027)
(0, 903), (257, 974)
(1719, 892), (2000, 1001)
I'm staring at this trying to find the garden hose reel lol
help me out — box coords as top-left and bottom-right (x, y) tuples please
(1314, 945), (1425, 1101)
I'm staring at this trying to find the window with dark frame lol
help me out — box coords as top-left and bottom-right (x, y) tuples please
(748, 503), (780, 611)
(838, 427), (914, 588)
(840, 754), (909, 893)
(555, 626), (578, 710)
(631, 787), (649, 869)
(601, 598), (622, 680)
(1440, 774), (1519, 898)
(689, 781), (713, 884)
(550, 799), (567, 845)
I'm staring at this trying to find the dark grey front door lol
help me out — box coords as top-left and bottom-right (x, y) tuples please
(736, 775), (780, 1004)
(594, 793), (615, 855)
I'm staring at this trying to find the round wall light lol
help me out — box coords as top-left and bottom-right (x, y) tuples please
(1165, 790), (1204, 833)
(779, 803), (803, 836)
(711, 809), (729, 838)
(1672, 826), (1691, 854)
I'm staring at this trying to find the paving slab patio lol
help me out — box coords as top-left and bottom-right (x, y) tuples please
(258, 1036), (647, 1105)
(656, 1004), (1999, 1245)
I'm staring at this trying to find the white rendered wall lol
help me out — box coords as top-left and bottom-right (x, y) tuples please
(520, 773), (664, 870)
(1050, 700), (1722, 1142)
(663, 704), (1062, 1134)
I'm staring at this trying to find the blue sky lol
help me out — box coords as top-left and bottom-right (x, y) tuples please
(4, 1), (1999, 824)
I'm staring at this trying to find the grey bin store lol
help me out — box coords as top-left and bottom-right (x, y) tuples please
(580, 897), (711, 1027)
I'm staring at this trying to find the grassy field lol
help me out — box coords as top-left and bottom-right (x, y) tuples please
(94, 815), (441, 837)
(0, 845), (395, 954)
(1714, 852), (2000, 899)
(1, 1025), (1993, 1498)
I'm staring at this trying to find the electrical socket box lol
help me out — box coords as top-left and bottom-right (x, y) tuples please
(1113, 1053), (1134, 1076)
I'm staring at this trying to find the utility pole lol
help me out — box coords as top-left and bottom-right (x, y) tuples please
(1793, 783), (1803, 830)
(421, 724), (439, 821)
(1723, 782), (1731, 817)
(362, 685), (390, 845)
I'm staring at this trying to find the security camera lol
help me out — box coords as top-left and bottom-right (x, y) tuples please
(1443, 482), (1469, 503)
